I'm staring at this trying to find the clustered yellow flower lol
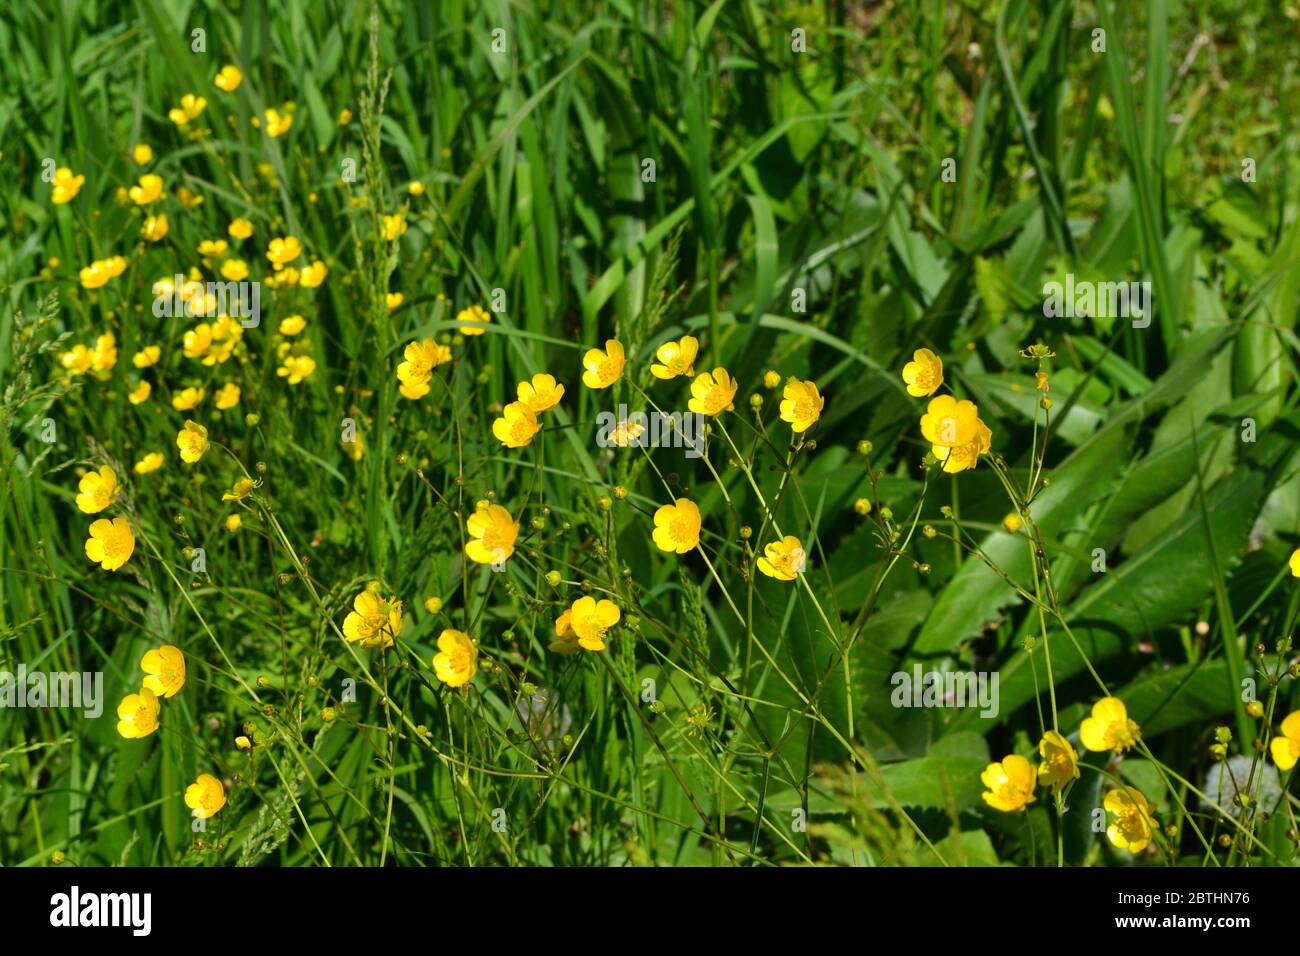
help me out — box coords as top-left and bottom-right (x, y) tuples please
(901, 348), (993, 474)
(492, 373), (565, 448)
(397, 339), (452, 400)
(74, 464), (136, 573)
(117, 645), (186, 740)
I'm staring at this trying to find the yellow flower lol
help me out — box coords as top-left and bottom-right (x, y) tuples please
(568, 596), (621, 651)
(131, 144), (153, 164)
(128, 382), (151, 408)
(235, 735), (252, 750)
(279, 315), (307, 335)
(386, 292), (405, 312)
(397, 339), (450, 387)
(652, 497), (701, 553)
(779, 378), (824, 433)
(492, 401), (542, 448)
(184, 774), (226, 819)
(763, 369), (781, 389)
(177, 186), (203, 209)
(229, 218), (253, 240)
(222, 478), (256, 502)
(455, 304), (491, 336)
(140, 214), (168, 242)
(51, 167), (84, 204)
(1037, 730), (1080, 792)
(919, 394), (991, 474)
(214, 383), (240, 409)
(1270, 711), (1300, 771)
(901, 348), (944, 397)
(132, 345), (161, 368)
(79, 257), (127, 289)
(689, 367), (738, 417)
(177, 420), (209, 463)
(337, 108), (353, 126)
(214, 64), (242, 91)
(1290, 548), (1300, 578)
(342, 430), (364, 460)
(168, 93), (207, 126)
(141, 645), (186, 698)
(92, 332), (118, 372)
(172, 386), (205, 411)
(1104, 787), (1155, 852)
(61, 344), (94, 375)
(407, 180), (427, 197)
(75, 466), (118, 514)
(582, 339), (625, 389)
(757, 535), (807, 580)
(650, 335), (699, 380)
(220, 258), (249, 281)
(266, 236), (302, 268)
(980, 754), (1036, 812)
(116, 687), (160, 739)
(263, 107), (293, 137)
(300, 260), (328, 288)
(224, 514), (242, 532)
(432, 629), (478, 687)
(465, 501), (518, 566)
(198, 239), (228, 258)
(183, 324), (212, 360)
(277, 355), (316, 384)
(128, 173), (163, 205)
(517, 373), (564, 414)
(342, 586), (404, 649)
(134, 452), (164, 475)
(382, 213), (408, 241)
(1002, 512), (1023, 534)
(1080, 696), (1141, 754)
(85, 517), (135, 571)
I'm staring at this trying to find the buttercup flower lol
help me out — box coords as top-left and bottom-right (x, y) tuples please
(757, 535), (807, 581)
(1290, 549), (1300, 578)
(91, 332), (118, 372)
(650, 335), (699, 380)
(198, 239), (228, 258)
(919, 394), (990, 473)
(222, 478), (256, 502)
(277, 355), (316, 384)
(85, 517), (135, 571)
(382, 213), (408, 241)
(386, 292), (404, 312)
(1270, 711), (1300, 771)
(51, 167), (84, 204)
(465, 501), (518, 566)
(582, 339), (625, 390)
(262, 107), (293, 138)
(177, 186), (203, 209)
(1104, 787), (1155, 852)
(225, 515), (242, 533)
(214, 64), (242, 91)
(517, 373), (564, 413)
(75, 466), (118, 514)
(689, 368), (738, 417)
(902, 348), (944, 397)
(980, 754), (1036, 812)
(279, 315), (307, 336)
(141, 645), (186, 698)
(300, 261), (328, 288)
(141, 213), (168, 242)
(433, 629), (478, 687)
(61, 344), (94, 375)
(548, 610), (581, 654)
(652, 498), (701, 553)
(168, 93), (207, 125)
(1080, 696), (1141, 754)
(492, 401), (542, 449)
(132, 346), (161, 368)
(342, 586), (404, 649)
(177, 420), (209, 463)
(172, 386), (205, 411)
(568, 596), (621, 651)
(185, 774), (227, 819)
(132, 144), (153, 164)
(229, 218), (253, 240)
(266, 236), (302, 268)
(1037, 730), (1080, 792)
(455, 304), (490, 336)
(215, 383), (241, 409)
(134, 453), (164, 475)
(780, 379), (824, 433)
(129, 173), (163, 205)
(79, 256), (127, 289)
(221, 259), (249, 282)
(116, 687), (160, 739)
